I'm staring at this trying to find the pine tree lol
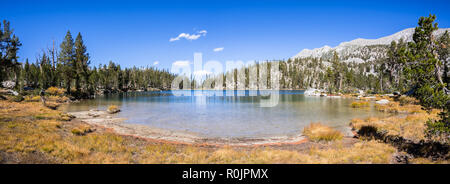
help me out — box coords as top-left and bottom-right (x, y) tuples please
(74, 32), (91, 95)
(325, 67), (334, 93)
(58, 31), (75, 94)
(404, 14), (448, 108)
(0, 20), (22, 83)
(38, 52), (53, 90)
(403, 14), (449, 141)
(331, 51), (342, 92)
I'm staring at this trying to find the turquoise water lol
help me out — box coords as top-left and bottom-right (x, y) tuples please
(64, 90), (383, 138)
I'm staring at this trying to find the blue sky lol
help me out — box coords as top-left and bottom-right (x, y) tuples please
(1, 0), (450, 71)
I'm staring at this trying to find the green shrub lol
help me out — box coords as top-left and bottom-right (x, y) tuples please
(11, 95), (24, 102)
(357, 125), (379, 138)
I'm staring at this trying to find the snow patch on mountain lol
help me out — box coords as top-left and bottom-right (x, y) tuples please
(292, 28), (450, 61)
(294, 45), (332, 58)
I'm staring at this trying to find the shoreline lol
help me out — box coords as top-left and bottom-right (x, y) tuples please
(65, 92), (367, 146)
(68, 110), (308, 146)
(2, 99), (446, 163)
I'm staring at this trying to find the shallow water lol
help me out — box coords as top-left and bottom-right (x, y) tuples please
(63, 90), (384, 138)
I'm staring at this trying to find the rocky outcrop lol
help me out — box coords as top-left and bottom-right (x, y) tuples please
(375, 99), (390, 104)
(1, 81), (16, 89)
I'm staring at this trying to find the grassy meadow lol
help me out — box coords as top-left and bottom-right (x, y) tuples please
(0, 93), (447, 164)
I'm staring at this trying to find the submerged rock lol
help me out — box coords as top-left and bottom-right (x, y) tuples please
(107, 105), (121, 114)
(87, 113), (100, 117)
(375, 99), (390, 104)
(304, 88), (322, 96)
(0, 89), (19, 96)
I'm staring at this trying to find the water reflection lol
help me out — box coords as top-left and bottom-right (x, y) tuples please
(63, 90), (384, 138)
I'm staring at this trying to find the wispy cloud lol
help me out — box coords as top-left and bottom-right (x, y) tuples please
(169, 30), (207, 42)
(198, 30), (207, 35)
(213, 47), (224, 52)
(153, 61), (159, 65)
(172, 60), (190, 67)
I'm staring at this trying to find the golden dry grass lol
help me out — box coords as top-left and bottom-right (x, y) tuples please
(47, 95), (70, 103)
(303, 123), (344, 142)
(350, 101), (370, 108)
(24, 95), (69, 104)
(398, 96), (419, 106)
(44, 102), (60, 110)
(0, 101), (60, 119)
(107, 105), (120, 114)
(45, 87), (66, 96)
(305, 141), (396, 164)
(24, 95), (41, 102)
(350, 110), (440, 141)
(2, 100), (447, 164)
(358, 96), (377, 101)
(409, 158), (450, 164)
(59, 113), (75, 121)
(71, 125), (94, 136)
(200, 140), (396, 164)
(375, 95), (391, 101)
(375, 101), (424, 114)
(340, 93), (359, 98)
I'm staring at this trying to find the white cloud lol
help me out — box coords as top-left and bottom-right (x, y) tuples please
(213, 47), (224, 52)
(169, 30), (207, 42)
(153, 61), (159, 65)
(172, 60), (190, 67)
(198, 30), (207, 35)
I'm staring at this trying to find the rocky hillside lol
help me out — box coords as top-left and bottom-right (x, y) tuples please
(202, 28), (449, 92)
(292, 28), (450, 63)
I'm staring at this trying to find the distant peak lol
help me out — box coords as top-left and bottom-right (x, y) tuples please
(293, 28), (450, 59)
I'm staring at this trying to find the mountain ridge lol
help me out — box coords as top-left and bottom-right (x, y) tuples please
(292, 28), (450, 61)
